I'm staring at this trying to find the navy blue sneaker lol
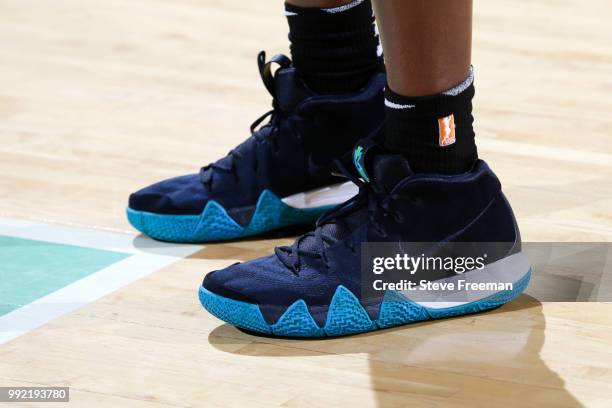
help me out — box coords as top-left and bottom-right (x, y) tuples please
(127, 52), (385, 242)
(199, 146), (531, 337)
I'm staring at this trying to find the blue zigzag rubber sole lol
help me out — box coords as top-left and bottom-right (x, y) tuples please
(199, 269), (531, 338)
(126, 189), (334, 243)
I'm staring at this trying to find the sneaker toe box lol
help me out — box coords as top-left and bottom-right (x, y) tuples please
(202, 263), (261, 304)
(128, 174), (208, 215)
(202, 255), (305, 304)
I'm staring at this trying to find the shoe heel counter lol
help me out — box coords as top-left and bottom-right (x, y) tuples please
(456, 190), (521, 252)
(325, 79), (385, 144)
(300, 74), (386, 158)
(501, 191), (522, 254)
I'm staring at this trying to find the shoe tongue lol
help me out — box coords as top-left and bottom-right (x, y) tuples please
(371, 154), (414, 193)
(273, 67), (313, 112)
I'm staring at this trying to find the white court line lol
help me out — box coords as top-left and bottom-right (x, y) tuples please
(0, 217), (202, 345)
(0, 216), (201, 256)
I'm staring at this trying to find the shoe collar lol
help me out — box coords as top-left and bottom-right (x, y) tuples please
(349, 137), (492, 195)
(388, 160), (494, 196)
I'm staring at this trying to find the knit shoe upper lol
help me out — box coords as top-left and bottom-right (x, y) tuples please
(201, 146), (530, 336)
(127, 52), (385, 242)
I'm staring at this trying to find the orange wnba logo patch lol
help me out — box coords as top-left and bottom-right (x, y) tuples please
(438, 114), (456, 147)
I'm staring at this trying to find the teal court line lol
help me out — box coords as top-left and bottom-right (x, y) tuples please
(0, 235), (131, 317)
(0, 217), (202, 345)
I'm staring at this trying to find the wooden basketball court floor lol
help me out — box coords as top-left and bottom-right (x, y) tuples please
(1, 0), (611, 406)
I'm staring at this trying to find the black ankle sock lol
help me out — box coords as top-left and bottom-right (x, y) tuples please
(285, 0), (383, 94)
(383, 69), (478, 174)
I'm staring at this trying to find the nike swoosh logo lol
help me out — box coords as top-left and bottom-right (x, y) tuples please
(384, 99), (416, 110)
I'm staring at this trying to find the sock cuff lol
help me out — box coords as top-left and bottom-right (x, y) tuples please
(285, 0), (373, 22)
(384, 70), (475, 119)
(443, 66), (474, 96)
(322, 0), (366, 13)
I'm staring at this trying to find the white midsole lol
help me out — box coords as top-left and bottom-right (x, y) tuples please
(281, 181), (358, 209)
(400, 252), (531, 309)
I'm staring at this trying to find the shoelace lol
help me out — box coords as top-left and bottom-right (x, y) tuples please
(275, 158), (406, 273)
(200, 52), (294, 189)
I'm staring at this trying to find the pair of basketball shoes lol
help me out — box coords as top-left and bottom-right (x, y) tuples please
(127, 53), (531, 337)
